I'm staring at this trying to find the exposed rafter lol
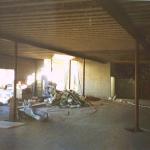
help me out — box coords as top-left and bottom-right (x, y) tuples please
(0, 32), (105, 63)
(98, 0), (150, 50)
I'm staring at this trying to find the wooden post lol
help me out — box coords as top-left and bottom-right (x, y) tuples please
(69, 60), (71, 89)
(83, 58), (85, 96)
(9, 41), (18, 121)
(135, 42), (140, 131)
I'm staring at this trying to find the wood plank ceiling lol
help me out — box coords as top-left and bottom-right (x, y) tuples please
(117, 0), (150, 62)
(0, 0), (149, 62)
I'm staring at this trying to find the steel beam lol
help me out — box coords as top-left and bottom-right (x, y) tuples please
(0, 32), (105, 63)
(99, 0), (150, 50)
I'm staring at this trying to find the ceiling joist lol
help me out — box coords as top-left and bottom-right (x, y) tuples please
(0, 32), (106, 63)
(98, 0), (150, 50)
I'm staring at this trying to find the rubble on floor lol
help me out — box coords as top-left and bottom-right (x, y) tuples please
(52, 90), (88, 108)
(18, 100), (48, 121)
(108, 96), (129, 104)
(43, 82), (57, 104)
(85, 96), (101, 101)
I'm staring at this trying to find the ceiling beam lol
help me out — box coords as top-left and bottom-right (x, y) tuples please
(0, 32), (105, 63)
(98, 0), (150, 50)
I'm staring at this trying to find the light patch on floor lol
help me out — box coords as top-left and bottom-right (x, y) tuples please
(0, 121), (24, 129)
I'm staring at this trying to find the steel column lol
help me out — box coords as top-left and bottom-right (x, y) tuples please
(34, 60), (37, 96)
(83, 58), (85, 96)
(51, 57), (53, 72)
(135, 42), (140, 131)
(9, 41), (18, 121)
(69, 60), (71, 89)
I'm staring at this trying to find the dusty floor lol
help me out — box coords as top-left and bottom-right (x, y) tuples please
(0, 100), (150, 150)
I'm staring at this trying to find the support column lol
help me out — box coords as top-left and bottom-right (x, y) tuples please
(83, 58), (85, 96)
(9, 41), (18, 121)
(34, 60), (37, 96)
(51, 57), (53, 72)
(69, 60), (71, 89)
(135, 42), (140, 131)
(111, 76), (116, 98)
(50, 57), (53, 82)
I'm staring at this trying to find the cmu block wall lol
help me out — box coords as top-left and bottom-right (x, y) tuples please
(0, 54), (39, 82)
(78, 59), (111, 98)
(0, 54), (111, 98)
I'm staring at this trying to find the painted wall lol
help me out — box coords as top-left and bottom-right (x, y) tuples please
(111, 63), (150, 99)
(0, 54), (39, 82)
(77, 59), (111, 98)
(115, 78), (134, 99)
(0, 54), (111, 98)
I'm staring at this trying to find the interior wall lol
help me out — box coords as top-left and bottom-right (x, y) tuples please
(0, 54), (111, 98)
(115, 78), (134, 99)
(111, 63), (150, 99)
(0, 54), (38, 82)
(35, 60), (44, 97)
(78, 59), (111, 98)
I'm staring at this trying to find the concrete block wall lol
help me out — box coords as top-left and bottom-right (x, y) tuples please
(77, 59), (111, 98)
(0, 54), (36, 82)
(0, 54), (111, 98)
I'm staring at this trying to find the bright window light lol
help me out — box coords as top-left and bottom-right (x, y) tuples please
(53, 54), (74, 61)
(0, 69), (14, 87)
(27, 73), (35, 85)
(41, 59), (52, 81)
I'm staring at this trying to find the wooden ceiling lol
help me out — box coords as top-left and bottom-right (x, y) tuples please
(0, 0), (149, 62)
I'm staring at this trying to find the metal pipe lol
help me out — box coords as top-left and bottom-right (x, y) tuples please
(83, 58), (85, 96)
(135, 42), (140, 131)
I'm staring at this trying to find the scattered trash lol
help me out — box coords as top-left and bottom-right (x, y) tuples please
(53, 90), (88, 108)
(43, 82), (57, 104)
(18, 100), (48, 121)
(85, 96), (101, 101)
(22, 88), (32, 100)
(108, 95), (116, 101)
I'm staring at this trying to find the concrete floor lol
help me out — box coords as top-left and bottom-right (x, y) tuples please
(0, 100), (150, 150)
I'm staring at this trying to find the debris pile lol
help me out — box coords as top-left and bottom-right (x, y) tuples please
(53, 90), (88, 108)
(85, 96), (101, 101)
(19, 100), (48, 121)
(43, 82), (57, 104)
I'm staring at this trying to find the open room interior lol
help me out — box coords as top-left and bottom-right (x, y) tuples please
(0, 0), (150, 150)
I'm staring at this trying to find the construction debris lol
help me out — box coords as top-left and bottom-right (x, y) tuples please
(22, 88), (32, 100)
(52, 90), (88, 108)
(43, 81), (57, 104)
(18, 100), (48, 121)
(85, 96), (101, 101)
